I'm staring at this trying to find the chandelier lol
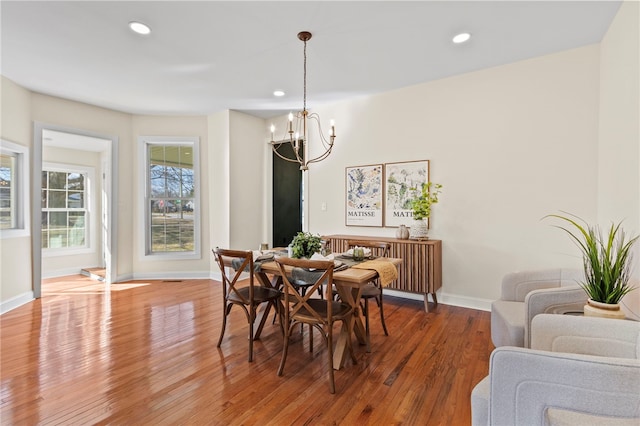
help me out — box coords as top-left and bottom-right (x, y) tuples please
(270, 31), (336, 171)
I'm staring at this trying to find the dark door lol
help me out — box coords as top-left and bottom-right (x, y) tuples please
(272, 143), (302, 248)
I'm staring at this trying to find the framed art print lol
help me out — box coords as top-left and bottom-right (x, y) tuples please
(384, 160), (429, 227)
(345, 164), (383, 227)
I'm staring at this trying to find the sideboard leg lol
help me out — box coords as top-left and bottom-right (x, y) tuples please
(424, 292), (438, 313)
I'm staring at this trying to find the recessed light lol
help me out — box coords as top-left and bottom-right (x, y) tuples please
(273, 90), (285, 97)
(452, 32), (471, 44)
(129, 21), (151, 35)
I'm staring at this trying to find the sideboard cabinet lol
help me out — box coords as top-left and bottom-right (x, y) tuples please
(323, 235), (442, 312)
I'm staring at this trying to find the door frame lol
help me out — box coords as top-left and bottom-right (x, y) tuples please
(32, 122), (119, 297)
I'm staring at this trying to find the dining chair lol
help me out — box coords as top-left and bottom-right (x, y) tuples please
(275, 256), (356, 394)
(344, 240), (391, 352)
(212, 248), (282, 362)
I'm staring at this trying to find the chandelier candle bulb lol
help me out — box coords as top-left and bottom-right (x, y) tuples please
(270, 124), (275, 140)
(330, 120), (335, 137)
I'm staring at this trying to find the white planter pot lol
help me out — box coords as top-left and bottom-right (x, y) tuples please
(583, 299), (626, 319)
(409, 219), (429, 240)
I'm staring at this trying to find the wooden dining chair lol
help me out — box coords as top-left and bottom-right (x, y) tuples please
(345, 240), (391, 352)
(212, 248), (282, 362)
(275, 256), (356, 394)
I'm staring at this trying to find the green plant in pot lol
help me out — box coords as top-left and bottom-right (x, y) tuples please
(545, 212), (638, 319)
(290, 231), (322, 259)
(409, 182), (442, 239)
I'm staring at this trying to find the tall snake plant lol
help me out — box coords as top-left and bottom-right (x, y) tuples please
(545, 213), (638, 304)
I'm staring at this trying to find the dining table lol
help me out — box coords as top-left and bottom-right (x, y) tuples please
(250, 251), (402, 370)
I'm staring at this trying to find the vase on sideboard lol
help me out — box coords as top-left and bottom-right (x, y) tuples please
(396, 224), (410, 240)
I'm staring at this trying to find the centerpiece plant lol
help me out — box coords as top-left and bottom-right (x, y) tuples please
(290, 231), (322, 259)
(545, 213), (638, 307)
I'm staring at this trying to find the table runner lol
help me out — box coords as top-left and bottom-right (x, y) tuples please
(351, 259), (398, 286)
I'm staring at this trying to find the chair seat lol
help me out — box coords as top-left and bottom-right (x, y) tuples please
(360, 282), (380, 298)
(228, 286), (281, 304)
(293, 299), (353, 323)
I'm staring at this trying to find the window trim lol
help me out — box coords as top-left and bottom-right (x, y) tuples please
(0, 139), (30, 239)
(138, 136), (200, 260)
(41, 162), (95, 257)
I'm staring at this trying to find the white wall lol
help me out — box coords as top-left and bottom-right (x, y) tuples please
(598, 1), (640, 318)
(0, 77), (33, 308)
(228, 111), (268, 250)
(208, 110), (231, 255)
(306, 45), (601, 306)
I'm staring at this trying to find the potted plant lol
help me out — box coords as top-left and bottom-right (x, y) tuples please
(546, 212), (638, 318)
(409, 182), (442, 239)
(290, 231), (322, 259)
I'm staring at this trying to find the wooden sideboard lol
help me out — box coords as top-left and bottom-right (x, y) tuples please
(323, 235), (442, 312)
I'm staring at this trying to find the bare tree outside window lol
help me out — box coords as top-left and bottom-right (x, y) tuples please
(148, 144), (195, 253)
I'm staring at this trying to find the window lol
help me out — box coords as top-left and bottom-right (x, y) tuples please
(0, 139), (29, 238)
(141, 137), (199, 258)
(41, 165), (91, 250)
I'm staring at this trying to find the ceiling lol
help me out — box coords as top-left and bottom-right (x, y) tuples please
(1, 1), (622, 119)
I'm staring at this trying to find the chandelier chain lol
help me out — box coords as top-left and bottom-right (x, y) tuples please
(303, 38), (307, 112)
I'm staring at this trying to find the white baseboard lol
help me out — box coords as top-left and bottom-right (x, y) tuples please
(42, 267), (83, 279)
(130, 270), (212, 281)
(1, 291), (34, 315)
(115, 273), (134, 282)
(439, 293), (492, 312)
(383, 288), (492, 312)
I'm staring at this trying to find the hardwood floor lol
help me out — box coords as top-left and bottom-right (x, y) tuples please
(1, 275), (493, 425)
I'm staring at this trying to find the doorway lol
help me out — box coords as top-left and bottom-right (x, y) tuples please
(272, 143), (302, 248)
(32, 123), (118, 298)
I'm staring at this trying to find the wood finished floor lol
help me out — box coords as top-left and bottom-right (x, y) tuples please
(1, 276), (493, 425)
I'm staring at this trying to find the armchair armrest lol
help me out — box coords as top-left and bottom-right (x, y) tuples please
(488, 347), (640, 425)
(523, 286), (587, 347)
(531, 314), (640, 358)
(500, 268), (582, 302)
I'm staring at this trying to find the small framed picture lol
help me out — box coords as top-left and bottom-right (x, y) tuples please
(345, 164), (383, 227)
(384, 160), (430, 227)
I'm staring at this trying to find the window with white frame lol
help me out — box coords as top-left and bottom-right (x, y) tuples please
(141, 137), (199, 257)
(41, 165), (91, 250)
(0, 139), (29, 238)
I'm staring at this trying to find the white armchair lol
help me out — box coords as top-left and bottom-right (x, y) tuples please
(491, 268), (586, 348)
(472, 314), (640, 426)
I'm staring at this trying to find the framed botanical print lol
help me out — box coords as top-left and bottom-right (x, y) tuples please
(345, 164), (383, 227)
(384, 160), (429, 227)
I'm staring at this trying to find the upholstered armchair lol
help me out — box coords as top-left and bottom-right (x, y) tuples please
(472, 314), (640, 426)
(491, 268), (586, 348)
